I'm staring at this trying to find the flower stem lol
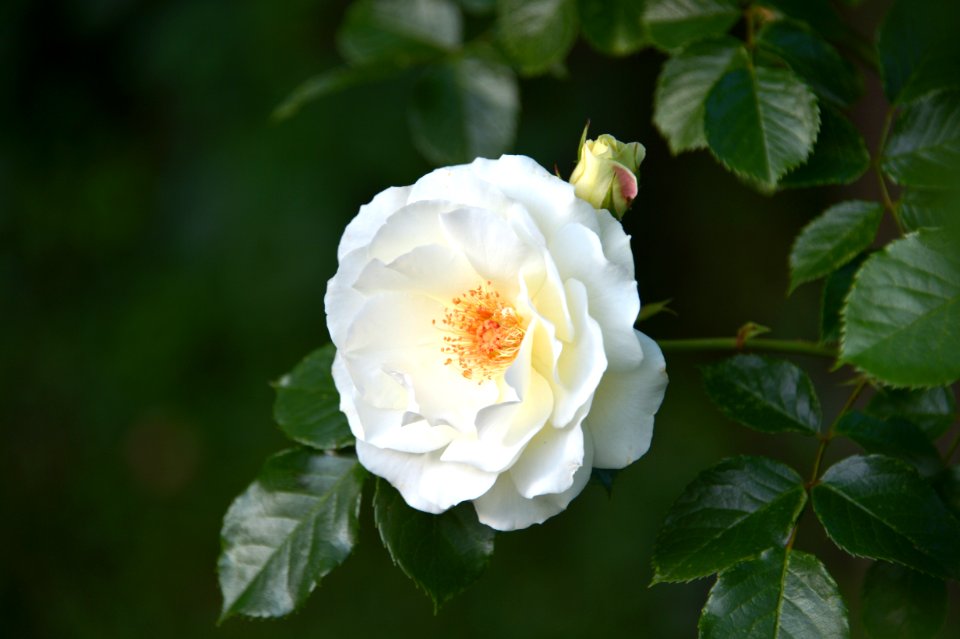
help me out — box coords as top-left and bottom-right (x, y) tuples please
(807, 377), (869, 487)
(788, 376), (870, 551)
(657, 337), (836, 359)
(873, 107), (904, 234)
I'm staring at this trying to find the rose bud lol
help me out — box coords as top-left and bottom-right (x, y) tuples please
(570, 131), (646, 219)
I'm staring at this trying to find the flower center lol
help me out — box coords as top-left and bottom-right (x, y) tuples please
(437, 282), (525, 382)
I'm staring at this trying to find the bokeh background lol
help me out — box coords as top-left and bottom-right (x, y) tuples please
(2, 1), (956, 637)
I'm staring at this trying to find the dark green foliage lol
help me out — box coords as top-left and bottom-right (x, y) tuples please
(820, 255), (866, 344)
(408, 53), (520, 165)
(877, 0), (960, 104)
(337, 0), (463, 66)
(652, 456), (807, 583)
(779, 105), (869, 188)
(653, 37), (749, 154)
(701, 355), (821, 435)
(882, 90), (960, 189)
(841, 230), (960, 387)
(935, 466), (960, 518)
(812, 455), (960, 580)
(218, 450), (366, 620)
(788, 200), (882, 292)
(578, 0), (647, 56)
(699, 548), (849, 639)
(273, 344), (354, 450)
(496, 0), (579, 75)
(373, 479), (495, 610)
(899, 189), (956, 233)
(835, 411), (942, 477)
(757, 18), (862, 106)
(865, 387), (957, 440)
(273, 66), (397, 121)
(643, 0), (741, 51)
(704, 65), (820, 188)
(861, 562), (947, 639)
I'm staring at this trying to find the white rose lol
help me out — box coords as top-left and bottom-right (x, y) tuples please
(325, 155), (667, 531)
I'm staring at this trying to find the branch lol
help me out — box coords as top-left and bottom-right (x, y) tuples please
(657, 337), (837, 359)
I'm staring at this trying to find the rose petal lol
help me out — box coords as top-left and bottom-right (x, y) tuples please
(440, 369), (553, 472)
(341, 292), (498, 433)
(595, 209), (635, 273)
(509, 421), (584, 499)
(588, 330), (668, 469)
(473, 429), (594, 531)
(549, 222), (642, 371)
(550, 278), (607, 427)
(357, 440), (498, 513)
(366, 200), (455, 264)
(337, 186), (411, 260)
(352, 244), (479, 303)
(470, 155), (601, 239)
(439, 207), (542, 297)
(324, 247), (369, 347)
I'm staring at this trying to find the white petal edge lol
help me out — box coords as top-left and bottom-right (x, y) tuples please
(588, 330), (667, 469)
(473, 429), (595, 531)
(337, 186), (411, 260)
(356, 440), (498, 514)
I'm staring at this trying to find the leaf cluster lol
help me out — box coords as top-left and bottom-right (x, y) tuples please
(217, 344), (495, 621)
(653, 351), (959, 637)
(221, 1), (960, 633)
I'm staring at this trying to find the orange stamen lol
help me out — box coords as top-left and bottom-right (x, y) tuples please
(438, 282), (525, 382)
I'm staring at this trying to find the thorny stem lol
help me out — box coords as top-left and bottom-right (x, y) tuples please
(786, 377), (870, 551)
(657, 337), (837, 359)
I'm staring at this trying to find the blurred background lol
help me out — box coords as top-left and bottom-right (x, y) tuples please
(2, 0), (956, 637)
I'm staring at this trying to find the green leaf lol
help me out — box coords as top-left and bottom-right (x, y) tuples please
(934, 466), (960, 518)
(780, 104), (870, 188)
(578, 0), (647, 56)
(761, 0), (874, 69)
(882, 90), (960, 189)
(373, 479), (494, 610)
(704, 65), (820, 188)
(272, 66), (395, 121)
(637, 298), (676, 323)
(877, 0), (960, 104)
(337, 0), (463, 67)
(408, 54), (519, 166)
(273, 344), (354, 450)
(812, 454), (960, 579)
(820, 254), (866, 344)
(865, 386), (957, 440)
(841, 229), (960, 387)
(835, 411), (942, 478)
(643, 0), (741, 51)
(457, 0), (495, 14)
(496, 0), (578, 76)
(651, 456), (807, 583)
(759, 0), (843, 36)
(591, 467), (619, 495)
(653, 37), (748, 154)
(757, 18), (862, 106)
(699, 548), (849, 639)
(861, 562), (947, 639)
(788, 201), (882, 292)
(899, 189), (956, 232)
(701, 355), (821, 435)
(218, 449), (366, 620)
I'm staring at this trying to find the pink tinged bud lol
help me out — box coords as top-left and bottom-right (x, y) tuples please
(612, 162), (638, 208)
(569, 129), (645, 220)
